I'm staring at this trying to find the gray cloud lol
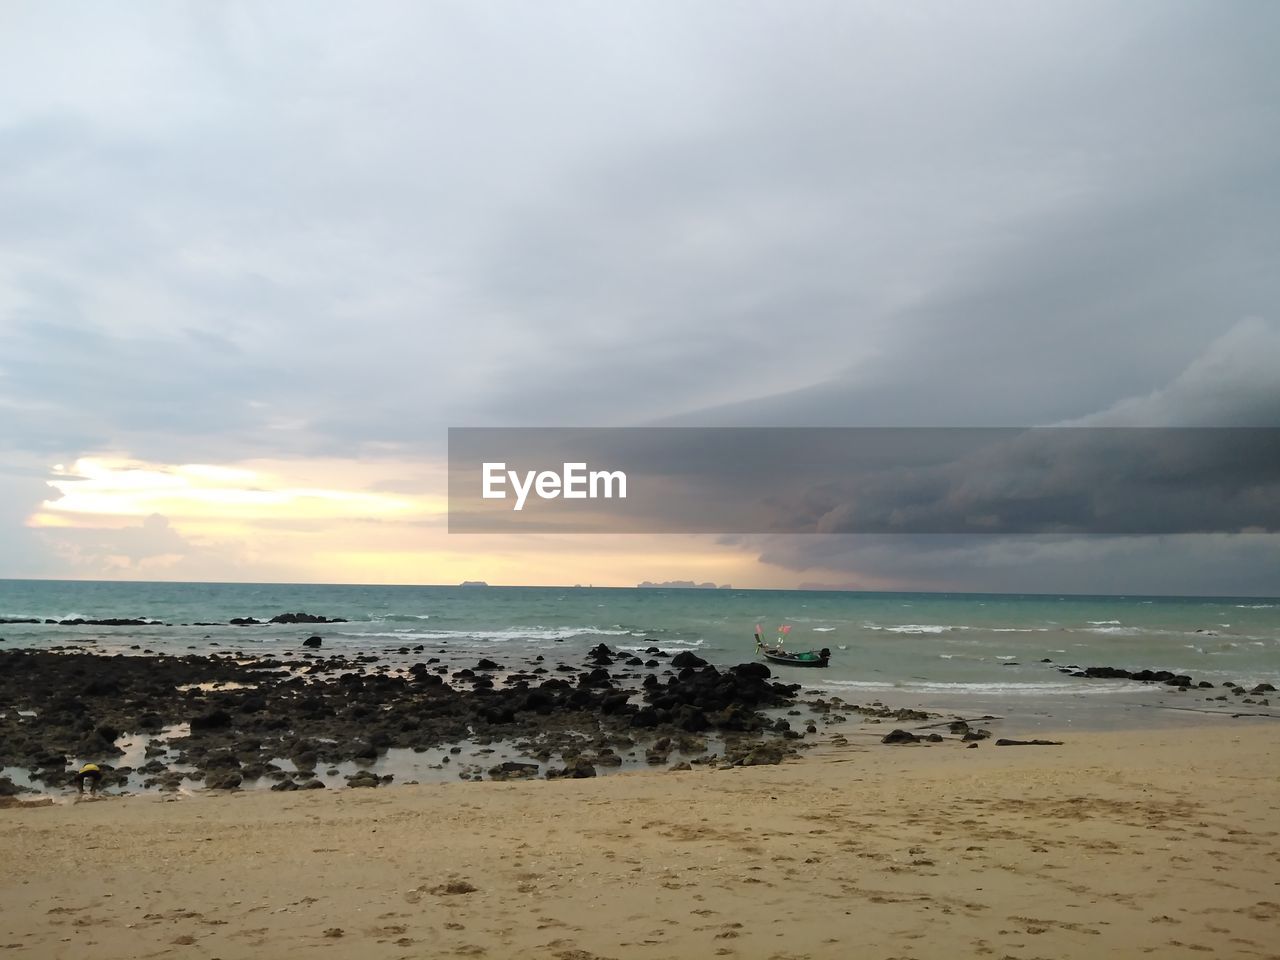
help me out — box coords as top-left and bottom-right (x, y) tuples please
(2, 2), (1278, 587)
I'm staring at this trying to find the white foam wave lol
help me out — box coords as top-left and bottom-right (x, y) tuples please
(1088, 620), (1122, 625)
(865, 623), (966, 634)
(618, 638), (705, 651)
(352, 626), (632, 643)
(0, 612), (93, 622)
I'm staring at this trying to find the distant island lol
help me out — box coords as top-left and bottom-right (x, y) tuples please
(459, 580), (489, 587)
(637, 580), (730, 589)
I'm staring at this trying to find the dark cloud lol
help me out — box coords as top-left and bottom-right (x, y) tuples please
(757, 533), (1280, 598)
(448, 426), (1280, 535)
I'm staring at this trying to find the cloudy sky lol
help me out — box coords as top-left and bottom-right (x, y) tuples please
(1, 2), (1277, 592)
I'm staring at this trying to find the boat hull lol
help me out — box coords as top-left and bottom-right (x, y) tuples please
(761, 649), (830, 667)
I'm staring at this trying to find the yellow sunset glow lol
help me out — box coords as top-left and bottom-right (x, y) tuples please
(35, 457), (441, 525)
(24, 455), (790, 587)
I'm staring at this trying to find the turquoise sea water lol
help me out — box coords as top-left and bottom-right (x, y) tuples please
(2, 580), (1278, 711)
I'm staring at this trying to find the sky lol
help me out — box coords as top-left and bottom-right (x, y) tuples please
(1, 1), (1277, 593)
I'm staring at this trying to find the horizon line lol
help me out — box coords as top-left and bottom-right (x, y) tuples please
(0, 576), (1276, 602)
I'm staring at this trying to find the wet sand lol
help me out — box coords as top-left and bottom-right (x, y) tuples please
(3, 724), (1278, 959)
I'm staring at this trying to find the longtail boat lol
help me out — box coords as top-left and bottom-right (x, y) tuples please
(754, 625), (830, 667)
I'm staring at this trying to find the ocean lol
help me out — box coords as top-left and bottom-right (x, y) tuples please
(3, 579), (1278, 723)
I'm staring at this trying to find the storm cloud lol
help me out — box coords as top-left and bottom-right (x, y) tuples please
(1, 2), (1277, 588)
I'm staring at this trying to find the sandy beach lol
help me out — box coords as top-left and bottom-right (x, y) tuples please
(3, 724), (1277, 960)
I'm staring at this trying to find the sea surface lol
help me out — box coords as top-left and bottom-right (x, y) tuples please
(3, 579), (1278, 728)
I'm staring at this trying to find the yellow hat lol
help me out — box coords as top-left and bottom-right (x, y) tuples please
(80, 763), (99, 773)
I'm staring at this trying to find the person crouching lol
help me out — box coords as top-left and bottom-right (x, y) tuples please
(72, 763), (102, 795)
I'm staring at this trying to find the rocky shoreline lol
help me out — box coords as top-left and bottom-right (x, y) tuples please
(1058, 663), (1275, 705)
(0, 611), (348, 627)
(0, 637), (931, 798)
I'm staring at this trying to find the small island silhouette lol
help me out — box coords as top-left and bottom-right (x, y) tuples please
(637, 580), (730, 590)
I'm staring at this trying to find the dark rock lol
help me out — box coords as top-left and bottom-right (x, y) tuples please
(302, 636), (322, 649)
(739, 743), (788, 765)
(547, 757), (596, 779)
(601, 693), (632, 715)
(206, 770), (242, 790)
(881, 729), (919, 745)
(190, 710), (233, 732)
(730, 661), (770, 680)
(489, 761), (539, 780)
(630, 706), (660, 728)
(1078, 666), (1196, 687)
(579, 667), (612, 688)
(670, 651), (708, 669)
(269, 612), (348, 624)
(346, 770), (380, 788)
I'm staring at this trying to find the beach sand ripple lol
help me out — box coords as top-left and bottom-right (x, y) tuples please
(2, 726), (1278, 959)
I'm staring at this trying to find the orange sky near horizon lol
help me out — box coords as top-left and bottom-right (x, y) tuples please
(22, 454), (866, 589)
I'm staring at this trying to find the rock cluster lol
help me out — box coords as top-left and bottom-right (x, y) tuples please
(0, 643), (808, 792)
(2, 611), (348, 628)
(1068, 666), (1205, 687)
